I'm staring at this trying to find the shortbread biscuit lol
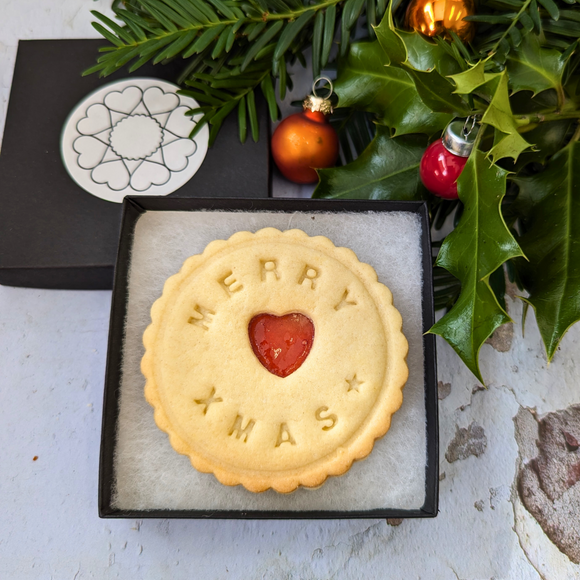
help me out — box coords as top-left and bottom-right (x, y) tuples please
(142, 228), (408, 493)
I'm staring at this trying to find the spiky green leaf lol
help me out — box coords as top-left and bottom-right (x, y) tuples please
(334, 41), (451, 135)
(313, 128), (427, 199)
(506, 35), (568, 95)
(429, 149), (525, 383)
(481, 72), (533, 161)
(513, 141), (580, 361)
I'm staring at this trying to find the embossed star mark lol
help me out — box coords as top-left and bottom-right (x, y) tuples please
(346, 374), (364, 392)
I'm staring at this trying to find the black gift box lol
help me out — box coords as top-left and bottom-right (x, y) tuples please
(100, 197), (438, 519)
(0, 40), (269, 290)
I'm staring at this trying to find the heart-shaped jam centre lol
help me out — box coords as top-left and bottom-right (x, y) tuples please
(248, 313), (314, 378)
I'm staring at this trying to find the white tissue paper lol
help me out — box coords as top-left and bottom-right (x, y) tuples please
(112, 209), (427, 511)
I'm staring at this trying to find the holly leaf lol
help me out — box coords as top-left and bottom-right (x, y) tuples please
(513, 141), (580, 361)
(373, 8), (406, 65)
(448, 60), (487, 94)
(373, 10), (469, 115)
(509, 119), (574, 170)
(429, 148), (525, 383)
(404, 68), (472, 115)
(312, 128), (427, 199)
(510, 88), (560, 114)
(374, 11), (461, 76)
(506, 89), (573, 169)
(334, 41), (451, 135)
(402, 32), (462, 77)
(481, 72), (533, 162)
(448, 60), (501, 95)
(506, 35), (567, 97)
(489, 128), (532, 163)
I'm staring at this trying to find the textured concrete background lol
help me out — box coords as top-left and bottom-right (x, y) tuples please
(1, 1), (580, 578)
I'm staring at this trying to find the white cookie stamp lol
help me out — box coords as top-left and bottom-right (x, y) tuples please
(61, 78), (209, 203)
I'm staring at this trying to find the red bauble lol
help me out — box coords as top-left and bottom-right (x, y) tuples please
(420, 119), (479, 199)
(271, 109), (339, 184)
(419, 139), (468, 200)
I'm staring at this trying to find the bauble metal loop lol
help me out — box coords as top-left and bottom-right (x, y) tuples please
(312, 76), (334, 99)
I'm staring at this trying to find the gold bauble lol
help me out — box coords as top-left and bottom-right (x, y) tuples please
(405, 0), (475, 42)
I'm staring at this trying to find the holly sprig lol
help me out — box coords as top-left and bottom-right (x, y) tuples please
(314, 2), (580, 382)
(89, 0), (580, 382)
(88, 0), (387, 144)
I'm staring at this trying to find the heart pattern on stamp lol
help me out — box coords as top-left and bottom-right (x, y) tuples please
(104, 86), (142, 115)
(162, 139), (197, 171)
(248, 313), (315, 378)
(73, 135), (108, 169)
(130, 161), (170, 191)
(143, 86), (180, 115)
(77, 104), (111, 136)
(92, 160), (130, 191)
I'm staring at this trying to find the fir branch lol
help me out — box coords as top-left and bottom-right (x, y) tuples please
(485, 0), (532, 58)
(88, 0), (390, 142)
(462, 0), (580, 64)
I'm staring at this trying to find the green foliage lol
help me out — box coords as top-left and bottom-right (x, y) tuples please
(480, 72), (534, 162)
(313, 127), (427, 199)
(374, 13), (463, 74)
(328, 108), (376, 164)
(91, 0), (580, 381)
(465, 0), (580, 65)
(314, 1), (580, 382)
(332, 41), (451, 135)
(89, 0), (390, 143)
(513, 139), (580, 361)
(429, 148), (525, 382)
(505, 35), (568, 97)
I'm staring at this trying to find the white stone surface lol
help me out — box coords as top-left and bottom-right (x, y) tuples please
(2, 2), (580, 579)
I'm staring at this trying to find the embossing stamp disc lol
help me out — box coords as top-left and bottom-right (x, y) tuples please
(61, 78), (209, 203)
(142, 229), (409, 493)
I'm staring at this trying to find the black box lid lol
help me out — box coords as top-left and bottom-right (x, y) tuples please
(0, 40), (270, 290)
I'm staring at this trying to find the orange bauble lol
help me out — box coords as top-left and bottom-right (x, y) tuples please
(271, 101), (339, 184)
(405, 0), (475, 42)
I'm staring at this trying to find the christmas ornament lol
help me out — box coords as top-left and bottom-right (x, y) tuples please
(271, 77), (340, 184)
(420, 118), (478, 199)
(405, 0), (475, 42)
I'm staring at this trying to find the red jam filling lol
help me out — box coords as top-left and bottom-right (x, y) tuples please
(248, 313), (315, 378)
